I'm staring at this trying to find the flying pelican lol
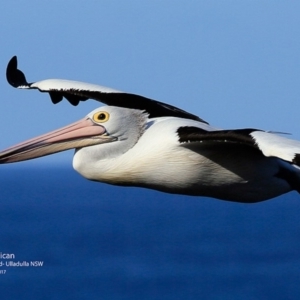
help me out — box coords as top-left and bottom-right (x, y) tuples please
(1, 56), (300, 203)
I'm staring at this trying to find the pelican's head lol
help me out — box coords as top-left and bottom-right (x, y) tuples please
(0, 106), (148, 164)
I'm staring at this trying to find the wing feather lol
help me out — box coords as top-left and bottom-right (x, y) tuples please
(177, 126), (300, 166)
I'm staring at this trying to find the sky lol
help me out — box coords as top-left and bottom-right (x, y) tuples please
(1, 1), (300, 166)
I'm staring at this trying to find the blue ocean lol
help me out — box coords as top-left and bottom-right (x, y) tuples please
(1, 165), (300, 299)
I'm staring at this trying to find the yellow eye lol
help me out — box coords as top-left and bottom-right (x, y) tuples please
(92, 111), (110, 123)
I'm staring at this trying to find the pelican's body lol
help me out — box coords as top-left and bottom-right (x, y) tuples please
(73, 111), (295, 202)
(74, 115), (216, 190)
(1, 56), (300, 203)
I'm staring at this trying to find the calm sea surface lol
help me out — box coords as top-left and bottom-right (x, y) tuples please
(0, 165), (300, 299)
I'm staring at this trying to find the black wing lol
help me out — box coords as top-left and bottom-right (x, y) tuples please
(177, 126), (300, 165)
(177, 126), (300, 191)
(6, 56), (207, 123)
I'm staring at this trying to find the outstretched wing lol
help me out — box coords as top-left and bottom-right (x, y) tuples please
(6, 56), (207, 123)
(177, 126), (300, 166)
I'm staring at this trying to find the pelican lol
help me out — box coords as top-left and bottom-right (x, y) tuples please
(1, 56), (300, 203)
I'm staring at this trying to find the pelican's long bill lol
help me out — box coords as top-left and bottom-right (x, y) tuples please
(0, 118), (115, 163)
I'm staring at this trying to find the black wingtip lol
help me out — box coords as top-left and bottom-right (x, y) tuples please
(6, 56), (30, 88)
(49, 92), (63, 104)
(292, 153), (300, 167)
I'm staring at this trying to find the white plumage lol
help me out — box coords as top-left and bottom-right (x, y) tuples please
(1, 56), (300, 203)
